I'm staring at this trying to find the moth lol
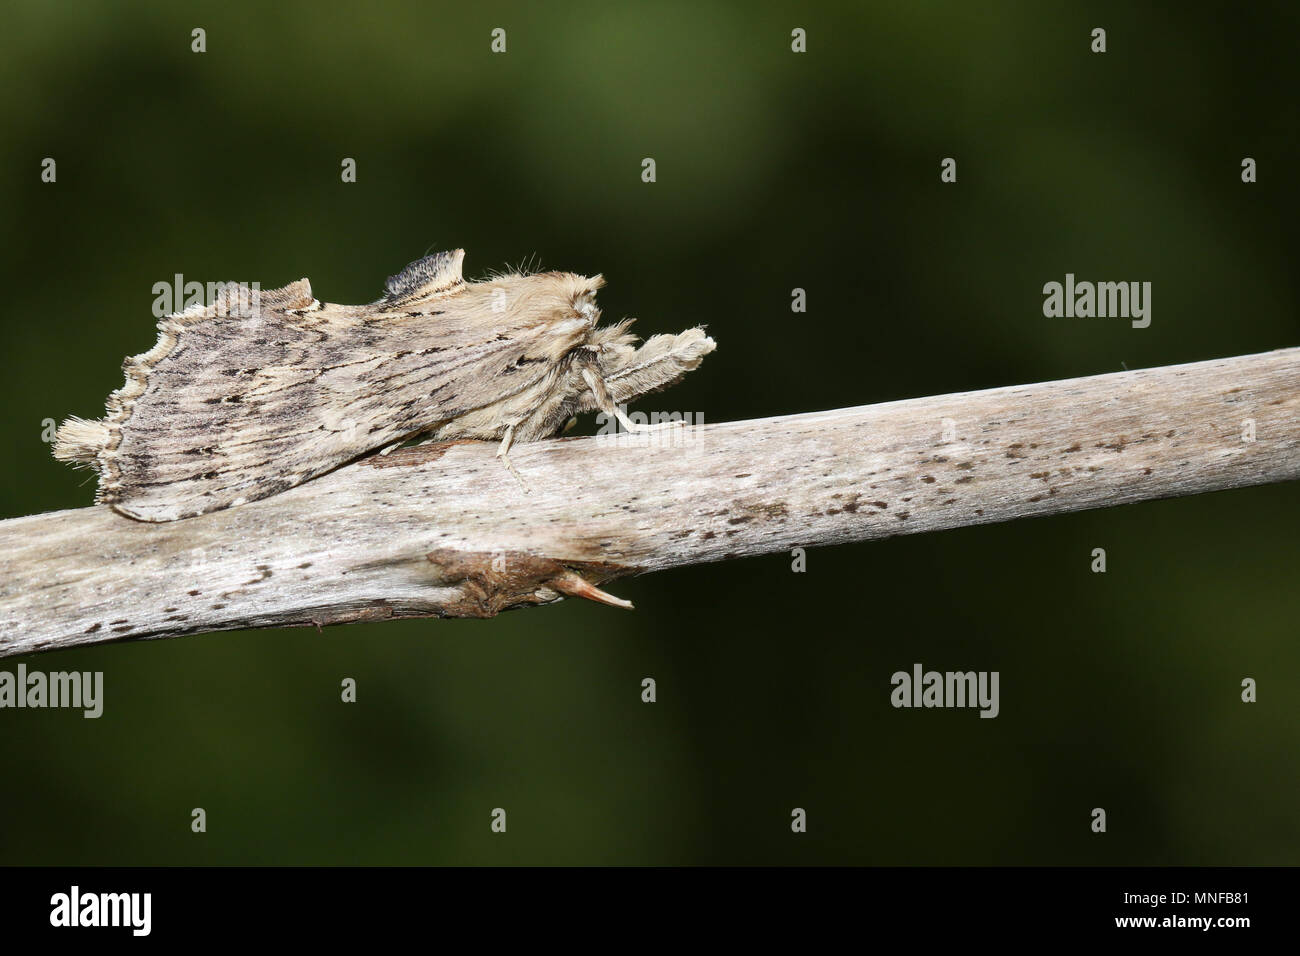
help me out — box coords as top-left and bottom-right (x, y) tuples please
(54, 249), (716, 522)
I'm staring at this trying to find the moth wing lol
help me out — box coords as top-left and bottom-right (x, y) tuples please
(56, 258), (583, 520)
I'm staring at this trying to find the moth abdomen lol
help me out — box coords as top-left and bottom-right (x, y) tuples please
(51, 416), (112, 469)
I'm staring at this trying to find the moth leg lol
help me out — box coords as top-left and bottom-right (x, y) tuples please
(495, 424), (531, 494)
(580, 368), (686, 435)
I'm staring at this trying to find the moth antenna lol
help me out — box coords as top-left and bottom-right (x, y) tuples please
(548, 571), (634, 610)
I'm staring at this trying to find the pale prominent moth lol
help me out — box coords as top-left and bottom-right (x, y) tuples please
(54, 250), (716, 522)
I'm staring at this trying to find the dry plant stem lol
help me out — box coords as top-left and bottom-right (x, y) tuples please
(1, 348), (1296, 659)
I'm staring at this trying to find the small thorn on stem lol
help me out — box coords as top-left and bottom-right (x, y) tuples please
(549, 571), (634, 610)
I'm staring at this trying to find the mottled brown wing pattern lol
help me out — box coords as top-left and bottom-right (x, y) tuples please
(55, 251), (600, 520)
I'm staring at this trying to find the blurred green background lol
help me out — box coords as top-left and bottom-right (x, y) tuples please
(0, 1), (1296, 864)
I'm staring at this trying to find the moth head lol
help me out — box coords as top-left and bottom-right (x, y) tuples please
(491, 270), (605, 333)
(570, 274), (605, 328)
